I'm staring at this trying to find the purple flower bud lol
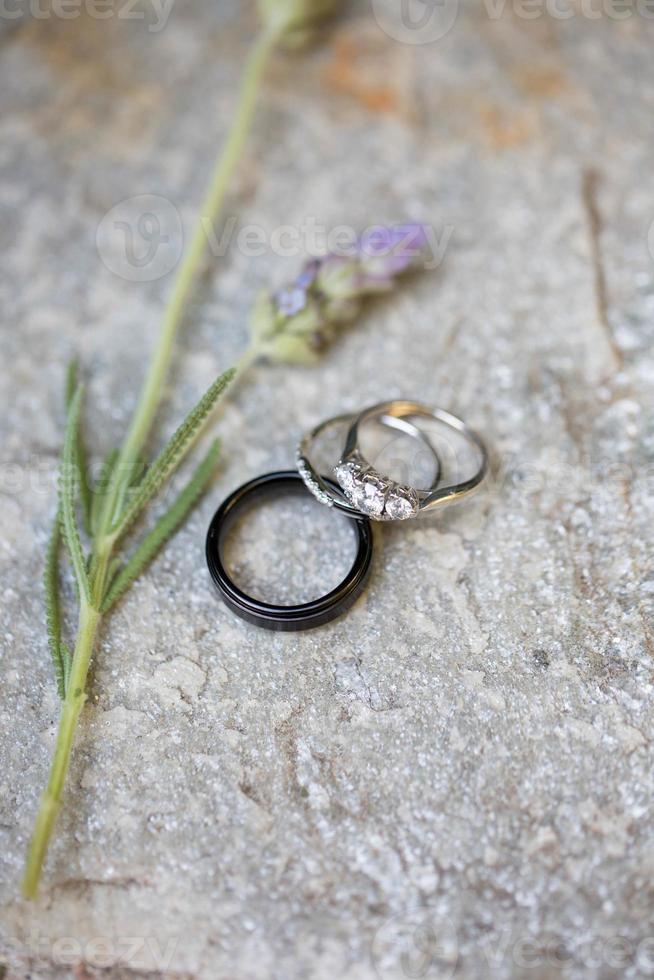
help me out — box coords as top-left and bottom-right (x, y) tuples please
(358, 222), (428, 281)
(295, 259), (321, 289)
(275, 286), (307, 317)
(252, 223), (427, 364)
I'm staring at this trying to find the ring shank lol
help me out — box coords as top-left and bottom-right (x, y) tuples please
(206, 471), (373, 631)
(342, 400), (488, 512)
(296, 411), (442, 517)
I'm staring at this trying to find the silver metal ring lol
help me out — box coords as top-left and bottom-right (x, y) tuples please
(296, 412), (442, 517)
(335, 400), (488, 520)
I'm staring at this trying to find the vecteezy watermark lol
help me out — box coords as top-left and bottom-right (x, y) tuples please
(3, 930), (179, 971)
(96, 194), (184, 283)
(479, 930), (654, 973)
(371, 0), (461, 44)
(371, 0), (654, 44)
(0, 0), (175, 32)
(482, 0), (654, 19)
(95, 196), (454, 282)
(2, 449), (653, 502)
(369, 916), (654, 978)
(371, 907), (458, 979)
(201, 217), (453, 269)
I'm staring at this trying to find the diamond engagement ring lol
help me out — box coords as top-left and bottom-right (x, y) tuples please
(296, 412), (442, 517)
(334, 400), (488, 521)
(207, 403), (489, 632)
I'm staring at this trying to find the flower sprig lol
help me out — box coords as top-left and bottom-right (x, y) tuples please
(22, 0), (426, 898)
(251, 224), (428, 362)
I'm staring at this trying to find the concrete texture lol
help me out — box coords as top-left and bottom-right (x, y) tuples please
(1, 2), (654, 977)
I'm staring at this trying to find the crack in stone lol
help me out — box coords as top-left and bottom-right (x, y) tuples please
(581, 167), (624, 375)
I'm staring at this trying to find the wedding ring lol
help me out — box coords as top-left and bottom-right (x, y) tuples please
(335, 400), (488, 520)
(206, 471), (373, 631)
(296, 412), (442, 517)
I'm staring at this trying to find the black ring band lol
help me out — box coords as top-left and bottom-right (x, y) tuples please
(205, 470), (374, 631)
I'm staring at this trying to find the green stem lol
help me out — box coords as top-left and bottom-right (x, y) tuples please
(99, 26), (278, 535)
(22, 22), (277, 900)
(22, 600), (102, 899)
(232, 342), (261, 381)
(20, 334), (263, 898)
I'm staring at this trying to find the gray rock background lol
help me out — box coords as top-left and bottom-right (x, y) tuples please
(1, 1), (654, 977)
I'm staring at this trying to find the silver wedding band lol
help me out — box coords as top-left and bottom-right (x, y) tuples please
(297, 400), (488, 522)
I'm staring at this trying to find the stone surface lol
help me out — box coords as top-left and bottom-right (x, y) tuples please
(1, 2), (654, 979)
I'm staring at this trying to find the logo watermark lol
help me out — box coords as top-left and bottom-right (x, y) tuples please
(1, 449), (651, 504)
(2, 930), (179, 972)
(0, 0), (175, 31)
(371, 907), (458, 979)
(96, 194), (183, 283)
(371, 0), (461, 44)
(369, 913), (654, 977)
(371, 0), (654, 44)
(95, 196), (454, 282)
(484, 0), (654, 20)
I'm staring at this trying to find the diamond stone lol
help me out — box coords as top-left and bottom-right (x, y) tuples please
(334, 461), (360, 493)
(351, 475), (387, 518)
(385, 487), (419, 520)
(296, 452), (334, 507)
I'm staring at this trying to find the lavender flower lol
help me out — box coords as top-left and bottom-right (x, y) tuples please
(250, 223), (428, 363)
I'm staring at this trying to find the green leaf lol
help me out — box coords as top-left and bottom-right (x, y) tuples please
(128, 454), (148, 488)
(76, 433), (92, 539)
(110, 367), (235, 541)
(44, 513), (67, 699)
(89, 449), (119, 536)
(59, 387), (91, 605)
(101, 439), (221, 613)
(64, 360), (79, 410)
(65, 360), (92, 535)
(44, 363), (90, 698)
